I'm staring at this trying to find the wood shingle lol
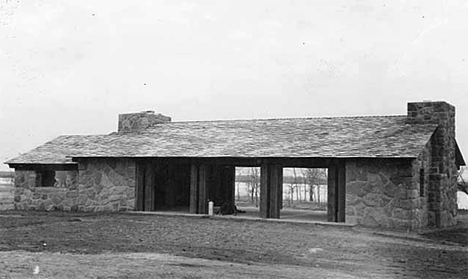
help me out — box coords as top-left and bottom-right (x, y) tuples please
(5, 115), (438, 164)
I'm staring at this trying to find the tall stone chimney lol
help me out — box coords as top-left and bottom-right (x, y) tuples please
(118, 111), (171, 133)
(407, 101), (457, 227)
(407, 101), (456, 173)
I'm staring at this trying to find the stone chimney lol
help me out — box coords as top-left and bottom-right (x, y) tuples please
(407, 101), (457, 227)
(406, 101), (456, 173)
(407, 101), (455, 126)
(118, 111), (171, 132)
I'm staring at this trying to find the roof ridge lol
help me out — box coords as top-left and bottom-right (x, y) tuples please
(167, 114), (406, 124)
(55, 134), (109, 137)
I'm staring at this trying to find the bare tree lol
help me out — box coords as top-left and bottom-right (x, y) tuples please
(302, 173), (307, 201)
(247, 167), (260, 207)
(287, 184), (294, 206)
(235, 168), (243, 201)
(285, 168), (300, 206)
(293, 168), (301, 201)
(301, 169), (312, 201)
(302, 168), (327, 202)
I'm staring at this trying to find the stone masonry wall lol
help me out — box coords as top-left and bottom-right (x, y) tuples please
(412, 140), (432, 228)
(346, 159), (425, 229)
(78, 158), (136, 211)
(14, 170), (78, 211)
(14, 158), (136, 211)
(407, 101), (458, 227)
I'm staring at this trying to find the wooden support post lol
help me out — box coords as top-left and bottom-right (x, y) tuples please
(198, 164), (208, 214)
(164, 163), (175, 208)
(278, 168), (283, 210)
(189, 164), (198, 214)
(260, 164), (269, 218)
(144, 161), (155, 211)
(337, 162), (346, 222)
(189, 163), (209, 214)
(327, 165), (337, 222)
(268, 165), (282, 219)
(135, 162), (145, 211)
(260, 164), (282, 219)
(228, 166), (236, 206)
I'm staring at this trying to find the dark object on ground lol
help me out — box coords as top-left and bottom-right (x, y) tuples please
(219, 202), (246, 215)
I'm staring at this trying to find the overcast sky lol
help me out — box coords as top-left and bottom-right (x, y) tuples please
(0, 0), (467, 172)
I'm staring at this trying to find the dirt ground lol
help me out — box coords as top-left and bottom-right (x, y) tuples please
(0, 211), (467, 279)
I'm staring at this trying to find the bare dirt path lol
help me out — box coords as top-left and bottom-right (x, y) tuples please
(0, 251), (362, 279)
(0, 211), (467, 279)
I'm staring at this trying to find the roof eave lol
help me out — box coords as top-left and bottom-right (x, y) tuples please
(7, 163), (78, 171)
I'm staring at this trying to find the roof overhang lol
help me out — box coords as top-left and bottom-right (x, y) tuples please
(7, 163), (78, 171)
(71, 156), (414, 168)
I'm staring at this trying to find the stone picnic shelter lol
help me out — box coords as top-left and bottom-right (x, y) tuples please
(4, 101), (465, 229)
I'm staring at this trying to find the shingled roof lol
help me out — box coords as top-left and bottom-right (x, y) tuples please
(5, 115), (439, 165)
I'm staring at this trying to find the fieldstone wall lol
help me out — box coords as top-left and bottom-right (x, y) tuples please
(78, 158), (136, 211)
(14, 158), (136, 212)
(14, 170), (78, 211)
(346, 159), (425, 229)
(407, 101), (458, 227)
(412, 140), (432, 228)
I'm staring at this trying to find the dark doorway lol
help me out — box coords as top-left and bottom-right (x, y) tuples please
(206, 165), (236, 210)
(136, 160), (191, 212)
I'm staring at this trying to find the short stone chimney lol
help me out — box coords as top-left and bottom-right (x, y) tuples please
(118, 111), (171, 132)
(407, 101), (455, 126)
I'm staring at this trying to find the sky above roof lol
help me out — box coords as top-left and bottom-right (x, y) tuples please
(0, 0), (467, 173)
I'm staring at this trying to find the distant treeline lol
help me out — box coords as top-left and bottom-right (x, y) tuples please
(236, 175), (327, 185)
